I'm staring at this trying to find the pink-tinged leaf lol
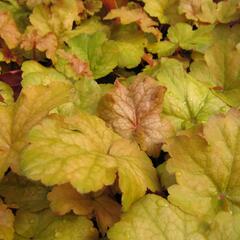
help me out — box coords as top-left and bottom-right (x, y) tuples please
(98, 75), (174, 156)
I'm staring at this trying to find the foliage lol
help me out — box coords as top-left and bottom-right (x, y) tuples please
(0, 0), (240, 239)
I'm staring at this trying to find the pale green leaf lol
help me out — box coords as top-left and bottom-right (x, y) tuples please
(108, 194), (205, 240)
(21, 61), (69, 87)
(111, 25), (147, 68)
(168, 23), (214, 53)
(147, 41), (177, 58)
(57, 31), (118, 80)
(190, 25), (240, 107)
(156, 58), (228, 130)
(166, 110), (240, 217)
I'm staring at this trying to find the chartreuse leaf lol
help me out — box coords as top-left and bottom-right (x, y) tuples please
(0, 172), (49, 212)
(73, 79), (101, 114)
(167, 23), (214, 53)
(56, 31), (118, 80)
(10, 61), (73, 172)
(147, 41), (177, 58)
(0, 82), (13, 179)
(155, 58), (228, 130)
(108, 194), (206, 240)
(0, 201), (14, 240)
(51, 78), (103, 116)
(165, 109), (240, 218)
(21, 61), (68, 87)
(110, 25), (147, 69)
(20, 111), (159, 211)
(148, 23), (213, 57)
(67, 32), (118, 79)
(142, 0), (185, 24)
(108, 194), (240, 240)
(48, 184), (121, 234)
(14, 210), (98, 240)
(98, 74), (174, 157)
(190, 25), (240, 107)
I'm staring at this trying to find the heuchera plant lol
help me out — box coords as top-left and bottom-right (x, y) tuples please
(0, 0), (240, 239)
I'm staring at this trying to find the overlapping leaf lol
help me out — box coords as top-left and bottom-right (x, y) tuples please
(148, 23), (213, 57)
(0, 11), (21, 49)
(108, 194), (205, 240)
(142, 0), (185, 24)
(190, 25), (240, 107)
(179, 0), (240, 23)
(10, 62), (73, 172)
(20, 111), (160, 210)
(21, 0), (84, 59)
(165, 110), (240, 217)
(0, 0), (29, 31)
(167, 23), (213, 53)
(0, 82), (14, 179)
(108, 194), (240, 240)
(56, 31), (118, 80)
(179, 0), (217, 23)
(0, 201), (14, 240)
(110, 25), (147, 69)
(99, 75), (174, 156)
(104, 4), (162, 40)
(155, 58), (228, 130)
(48, 184), (121, 234)
(0, 172), (49, 212)
(0, 0), (240, 238)
(14, 210), (98, 240)
(0, 61), (73, 176)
